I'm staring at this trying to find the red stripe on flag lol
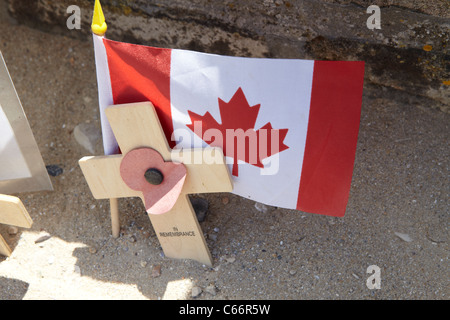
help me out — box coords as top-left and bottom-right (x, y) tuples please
(103, 39), (175, 148)
(297, 61), (364, 217)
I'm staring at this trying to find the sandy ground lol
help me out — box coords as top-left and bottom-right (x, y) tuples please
(0, 5), (448, 300)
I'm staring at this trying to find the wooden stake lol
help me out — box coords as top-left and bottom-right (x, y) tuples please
(0, 235), (11, 257)
(0, 194), (33, 256)
(110, 198), (120, 238)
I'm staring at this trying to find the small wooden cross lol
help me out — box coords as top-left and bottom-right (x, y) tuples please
(0, 194), (33, 256)
(79, 102), (233, 266)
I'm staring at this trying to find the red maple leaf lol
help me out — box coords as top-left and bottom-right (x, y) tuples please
(187, 87), (289, 176)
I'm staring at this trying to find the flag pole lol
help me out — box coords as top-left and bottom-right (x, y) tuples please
(91, 0), (120, 238)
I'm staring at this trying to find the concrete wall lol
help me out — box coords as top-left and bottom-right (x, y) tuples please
(5, 0), (449, 111)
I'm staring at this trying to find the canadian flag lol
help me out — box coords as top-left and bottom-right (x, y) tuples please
(93, 35), (365, 217)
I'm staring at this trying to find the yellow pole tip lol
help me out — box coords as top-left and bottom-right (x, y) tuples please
(92, 22), (107, 35)
(92, 0), (107, 35)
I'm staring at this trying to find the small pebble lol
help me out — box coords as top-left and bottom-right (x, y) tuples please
(140, 261), (148, 268)
(289, 270), (297, 276)
(128, 235), (137, 243)
(73, 122), (101, 154)
(394, 232), (413, 242)
(191, 286), (202, 298)
(7, 226), (19, 235)
(221, 197), (229, 205)
(74, 265), (81, 276)
(34, 234), (51, 244)
(46, 165), (63, 177)
(208, 234), (217, 241)
(89, 247), (97, 254)
(191, 198), (209, 222)
(254, 202), (268, 213)
(151, 265), (161, 278)
(226, 257), (236, 263)
(205, 284), (217, 296)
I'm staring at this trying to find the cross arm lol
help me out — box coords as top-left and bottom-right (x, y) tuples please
(171, 147), (233, 195)
(79, 155), (142, 200)
(105, 102), (172, 159)
(0, 194), (32, 228)
(79, 148), (233, 199)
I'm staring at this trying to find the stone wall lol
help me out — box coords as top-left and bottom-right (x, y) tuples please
(5, 0), (449, 111)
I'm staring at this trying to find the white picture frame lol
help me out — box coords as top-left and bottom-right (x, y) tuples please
(0, 51), (52, 194)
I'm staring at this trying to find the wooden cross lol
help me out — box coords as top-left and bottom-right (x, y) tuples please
(0, 194), (33, 256)
(79, 102), (233, 266)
